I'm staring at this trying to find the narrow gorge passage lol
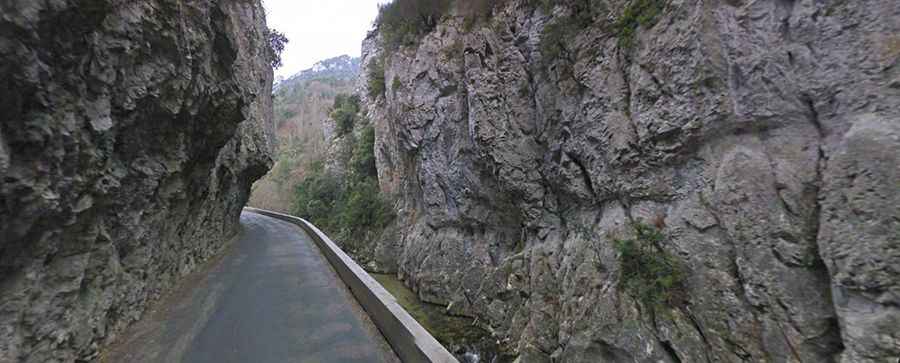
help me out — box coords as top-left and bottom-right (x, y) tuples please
(3, 0), (898, 361)
(103, 212), (398, 363)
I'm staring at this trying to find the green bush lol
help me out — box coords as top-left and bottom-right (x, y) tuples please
(535, 0), (667, 61)
(292, 161), (343, 232)
(331, 94), (361, 136)
(615, 0), (666, 52)
(280, 109), (297, 120)
(377, 0), (517, 49)
(391, 77), (402, 94)
(540, 20), (576, 61)
(377, 0), (452, 51)
(332, 93), (360, 109)
(350, 125), (378, 178)
(528, 0), (560, 13)
(538, 0), (607, 61)
(338, 179), (394, 237)
(373, 0), (664, 59)
(367, 58), (386, 100)
(292, 115), (393, 243)
(344, 125), (389, 239)
(458, 0), (509, 30)
(266, 29), (288, 69)
(614, 222), (686, 313)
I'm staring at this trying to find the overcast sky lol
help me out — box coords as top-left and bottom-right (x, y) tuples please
(263, 0), (390, 79)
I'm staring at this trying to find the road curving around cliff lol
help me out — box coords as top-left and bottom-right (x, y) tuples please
(103, 211), (399, 363)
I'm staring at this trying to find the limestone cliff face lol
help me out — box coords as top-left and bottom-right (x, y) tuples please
(0, 1), (274, 361)
(361, 1), (900, 362)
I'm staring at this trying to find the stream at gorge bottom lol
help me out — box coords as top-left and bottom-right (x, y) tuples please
(370, 273), (515, 363)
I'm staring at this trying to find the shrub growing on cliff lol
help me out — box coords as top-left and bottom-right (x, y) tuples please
(378, 0), (516, 48)
(614, 222), (686, 313)
(540, 20), (576, 61)
(538, 0), (607, 61)
(458, 0), (510, 29)
(292, 161), (343, 232)
(266, 29), (288, 69)
(614, 0), (666, 52)
(391, 77), (403, 94)
(340, 124), (393, 240)
(367, 57), (386, 99)
(331, 94), (361, 136)
(377, 0), (452, 51)
(350, 125), (378, 178)
(292, 120), (393, 243)
(339, 179), (394, 237)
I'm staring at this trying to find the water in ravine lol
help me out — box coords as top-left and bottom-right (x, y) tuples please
(370, 273), (516, 363)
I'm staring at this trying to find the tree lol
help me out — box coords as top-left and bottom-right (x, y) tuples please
(267, 29), (288, 69)
(376, 0), (452, 51)
(331, 94), (360, 136)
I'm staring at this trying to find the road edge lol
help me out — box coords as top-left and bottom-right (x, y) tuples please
(244, 207), (459, 363)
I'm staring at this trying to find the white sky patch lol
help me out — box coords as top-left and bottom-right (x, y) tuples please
(263, 0), (390, 79)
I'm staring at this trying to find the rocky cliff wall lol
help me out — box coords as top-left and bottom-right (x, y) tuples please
(361, 1), (900, 362)
(0, 1), (274, 361)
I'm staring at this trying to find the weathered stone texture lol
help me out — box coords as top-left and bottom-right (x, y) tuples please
(0, 1), (274, 361)
(361, 1), (899, 361)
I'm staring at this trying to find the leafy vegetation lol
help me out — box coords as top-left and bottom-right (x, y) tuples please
(538, 0), (607, 61)
(250, 57), (359, 212)
(266, 29), (288, 69)
(331, 94), (361, 136)
(373, 0), (665, 62)
(614, 0), (666, 52)
(614, 222), (686, 313)
(459, 0), (509, 30)
(292, 97), (393, 244)
(367, 57), (386, 99)
(336, 178), (394, 238)
(539, 20), (577, 61)
(292, 161), (343, 230)
(391, 77), (402, 94)
(376, 0), (512, 51)
(349, 125), (377, 178)
(538, 0), (665, 61)
(377, 0), (453, 51)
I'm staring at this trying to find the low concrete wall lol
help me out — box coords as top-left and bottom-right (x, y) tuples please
(244, 208), (459, 363)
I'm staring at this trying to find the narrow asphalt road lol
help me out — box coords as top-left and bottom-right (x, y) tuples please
(104, 211), (399, 363)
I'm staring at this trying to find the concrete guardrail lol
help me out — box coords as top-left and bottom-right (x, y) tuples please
(244, 207), (459, 363)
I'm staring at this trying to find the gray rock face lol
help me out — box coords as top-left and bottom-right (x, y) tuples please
(0, 1), (274, 361)
(819, 115), (900, 363)
(360, 1), (899, 361)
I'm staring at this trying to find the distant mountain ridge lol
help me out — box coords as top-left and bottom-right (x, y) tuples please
(275, 55), (360, 89)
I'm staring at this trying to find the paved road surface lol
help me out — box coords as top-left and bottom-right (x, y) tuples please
(104, 212), (398, 363)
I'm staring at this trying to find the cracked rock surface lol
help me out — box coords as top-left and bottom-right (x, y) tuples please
(360, 1), (899, 362)
(0, 1), (274, 361)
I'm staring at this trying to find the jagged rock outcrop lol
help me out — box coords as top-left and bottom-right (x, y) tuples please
(0, 1), (274, 361)
(361, 1), (899, 362)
